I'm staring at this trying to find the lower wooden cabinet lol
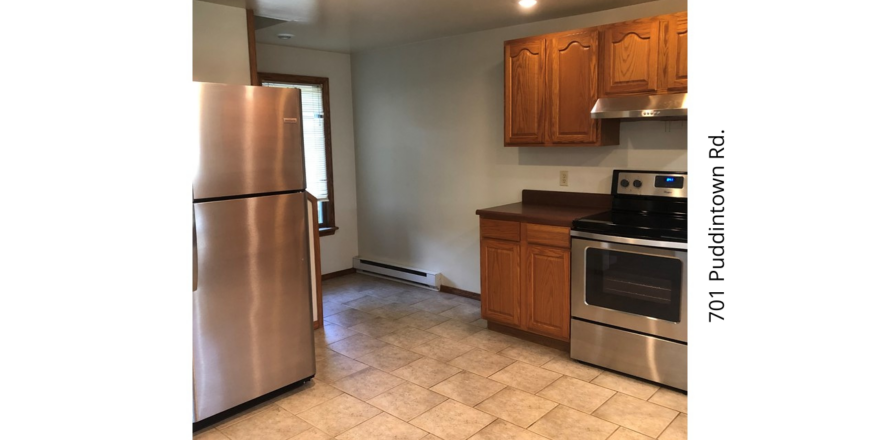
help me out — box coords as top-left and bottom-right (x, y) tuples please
(522, 243), (570, 340)
(479, 218), (571, 341)
(480, 238), (521, 327)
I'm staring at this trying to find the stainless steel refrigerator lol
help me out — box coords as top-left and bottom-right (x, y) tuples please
(192, 82), (316, 422)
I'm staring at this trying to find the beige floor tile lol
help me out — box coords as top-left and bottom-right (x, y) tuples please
(383, 290), (437, 305)
(475, 387), (557, 428)
(380, 327), (440, 349)
(513, 339), (568, 355)
(542, 357), (604, 382)
(289, 427), (333, 440)
(322, 298), (351, 313)
(448, 349), (515, 377)
(528, 405), (619, 440)
(469, 419), (547, 440)
(658, 414), (687, 440)
(337, 412), (428, 440)
(425, 319), (483, 340)
(608, 427), (653, 440)
(593, 394), (678, 438)
(363, 283), (408, 298)
(368, 382), (448, 421)
(324, 291), (371, 305)
(497, 345), (556, 367)
(393, 357), (462, 388)
(537, 376), (615, 414)
(314, 343), (332, 361)
(460, 330), (521, 353)
(470, 319), (488, 328)
(193, 428), (231, 440)
(325, 308), (378, 327)
(411, 298), (460, 314)
(218, 405), (312, 440)
(314, 352), (369, 383)
(429, 372), (506, 406)
(410, 337), (474, 362)
(275, 381), (342, 415)
(328, 333), (388, 358)
(649, 388), (688, 413)
(372, 303), (421, 320)
(591, 371), (659, 400)
(211, 399), (277, 431)
(332, 367), (404, 400)
(343, 295), (393, 312)
(440, 304), (482, 322)
(355, 344), (423, 372)
(450, 296), (480, 307)
(314, 323), (359, 346)
(422, 436), (443, 440)
(410, 400), (496, 440)
(297, 394), (382, 437)
(489, 362), (562, 394)
(350, 317), (406, 338)
(395, 311), (450, 330)
(322, 302), (351, 318)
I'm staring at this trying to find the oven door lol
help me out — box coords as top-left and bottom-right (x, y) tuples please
(571, 233), (687, 342)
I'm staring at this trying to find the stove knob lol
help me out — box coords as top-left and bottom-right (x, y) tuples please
(620, 179), (630, 188)
(633, 180), (642, 188)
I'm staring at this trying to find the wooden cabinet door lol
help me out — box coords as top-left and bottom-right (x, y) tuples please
(661, 13), (687, 92)
(481, 238), (521, 326)
(522, 243), (570, 341)
(505, 39), (546, 145)
(600, 20), (661, 97)
(548, 29), (600, 144)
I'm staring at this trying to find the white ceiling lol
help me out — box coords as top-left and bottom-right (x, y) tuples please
(245, 0), (656, 53)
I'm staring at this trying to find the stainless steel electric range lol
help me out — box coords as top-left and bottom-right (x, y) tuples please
(570, 170), (687, 391)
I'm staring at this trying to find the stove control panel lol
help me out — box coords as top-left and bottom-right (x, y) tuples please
(613, 171), (687, 198)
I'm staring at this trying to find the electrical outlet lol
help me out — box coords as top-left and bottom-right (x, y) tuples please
(560, 170), (569, 187)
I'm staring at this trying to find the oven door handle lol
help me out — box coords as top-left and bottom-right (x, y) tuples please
(570, 231), (688, 250)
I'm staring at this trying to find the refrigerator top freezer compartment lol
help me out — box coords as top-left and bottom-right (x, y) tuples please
(193, 82), (307, 200)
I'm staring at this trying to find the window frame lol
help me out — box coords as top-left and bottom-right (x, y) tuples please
(258, 72), (337, 236)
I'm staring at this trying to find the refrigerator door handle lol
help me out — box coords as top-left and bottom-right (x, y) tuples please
(193, 205), (199, 292)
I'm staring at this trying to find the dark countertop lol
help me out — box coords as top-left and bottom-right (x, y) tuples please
(476, 190), (612, 227)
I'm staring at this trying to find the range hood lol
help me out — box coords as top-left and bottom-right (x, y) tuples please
(591, 93), (687, 120)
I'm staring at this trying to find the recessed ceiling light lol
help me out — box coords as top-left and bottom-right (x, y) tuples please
(519, 0), (537, 7)
(277, 33), (294, 40)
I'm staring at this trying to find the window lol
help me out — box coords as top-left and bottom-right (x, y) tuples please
(258, 73), (336, 235)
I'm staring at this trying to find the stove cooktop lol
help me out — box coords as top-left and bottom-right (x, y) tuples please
(572, 210), (687, 243)
(572, 170), (688, 244)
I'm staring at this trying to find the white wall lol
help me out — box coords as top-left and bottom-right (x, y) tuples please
(351, 0), (688, 293)
(256, 44), (360, 275)
(192, 0), (250, 85)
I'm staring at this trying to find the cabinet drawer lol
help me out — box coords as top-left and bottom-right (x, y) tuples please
(524, 223), (570, 248)
(480, 218), (521, 242)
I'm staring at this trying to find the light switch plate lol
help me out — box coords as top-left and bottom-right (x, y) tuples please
(560, 170), (569, 186)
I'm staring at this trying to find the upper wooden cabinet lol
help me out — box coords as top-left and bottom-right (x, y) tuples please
(505, 40), (546, 145)
(504, 11), (686, 146)
(599, 12), (688, 97)
(660, 12), (688, 92)
(505, 31), (618, 147)
(599, 20), (661, 96)
(548, 29), (618, 145)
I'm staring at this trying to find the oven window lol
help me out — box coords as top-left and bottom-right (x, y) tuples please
(585, 248), (682, 322)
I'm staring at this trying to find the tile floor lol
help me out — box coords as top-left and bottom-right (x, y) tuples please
(194, 273), (688, 440)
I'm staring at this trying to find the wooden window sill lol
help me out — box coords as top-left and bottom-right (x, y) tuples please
(319, 226), (339, 237)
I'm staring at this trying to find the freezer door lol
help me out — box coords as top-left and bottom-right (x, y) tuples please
(194, 82), (306, 200)
(193, 192), (315, 421)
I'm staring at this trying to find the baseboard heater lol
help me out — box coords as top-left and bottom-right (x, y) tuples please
(352, 257), (441, 291)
